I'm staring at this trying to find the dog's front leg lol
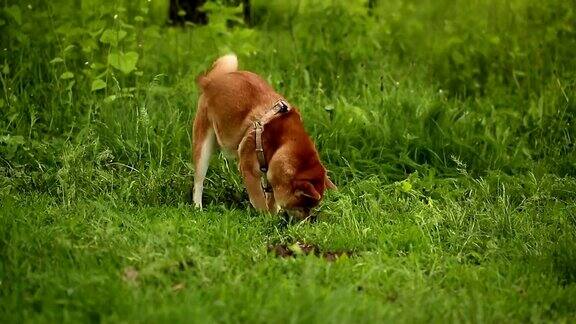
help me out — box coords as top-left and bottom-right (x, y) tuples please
(239, 159), (275, 212)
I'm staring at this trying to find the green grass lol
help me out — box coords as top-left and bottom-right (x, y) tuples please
(1, 0), (576, 322)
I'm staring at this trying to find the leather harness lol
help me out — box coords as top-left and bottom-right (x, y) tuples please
(253, 99), (291, 202)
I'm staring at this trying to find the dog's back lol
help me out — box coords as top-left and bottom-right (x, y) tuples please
(197, 56), (282, 151)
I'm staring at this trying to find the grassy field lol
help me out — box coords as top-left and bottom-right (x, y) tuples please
(1, 0), (576, 322)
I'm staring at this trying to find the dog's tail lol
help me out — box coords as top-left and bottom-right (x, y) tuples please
(196, 54), (238, 89)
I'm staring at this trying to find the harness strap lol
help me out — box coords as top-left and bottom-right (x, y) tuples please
(253, 99), (290, 199)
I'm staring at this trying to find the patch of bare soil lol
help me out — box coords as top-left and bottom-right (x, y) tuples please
(268, 242), (352, 261)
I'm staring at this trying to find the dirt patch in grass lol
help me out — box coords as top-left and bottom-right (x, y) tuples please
(268, 242), (353, 261)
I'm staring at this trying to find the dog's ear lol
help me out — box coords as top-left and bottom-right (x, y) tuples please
(325, 175), (337, 190)
(295, 181), (321, 200)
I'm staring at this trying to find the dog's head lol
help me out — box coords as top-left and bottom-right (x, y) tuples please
(270, 160), (336, 219)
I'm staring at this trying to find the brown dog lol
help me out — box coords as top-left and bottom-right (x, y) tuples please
(192, 54), (335, 218)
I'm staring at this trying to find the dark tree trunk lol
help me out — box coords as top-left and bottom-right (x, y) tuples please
(169, 0), (252, 26)
(242, 0), (252, 26)
(367, 0), (377, 15)
(169, 0), (208, 25)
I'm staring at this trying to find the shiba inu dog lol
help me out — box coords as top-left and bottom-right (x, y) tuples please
(192, 54), (335, 218)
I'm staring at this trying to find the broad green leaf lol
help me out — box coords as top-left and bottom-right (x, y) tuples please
(100, 29), (127, 46)
(119, 21), (135, 29)
(400, 181), (412, 193)
(95, 70), (107, 78)
(489, 35), (501, 45)
(108, 51), (139, 74)
(2, 64), (9, 75)
(91, 79), (107, 91)
(89, 27), (104, 38)
(60, 72), (74, 79)
(104, 95), (117, 104)
(5, 5), (21, 25)
(81, 38), (98, 53)
(50, 57), (64, 64)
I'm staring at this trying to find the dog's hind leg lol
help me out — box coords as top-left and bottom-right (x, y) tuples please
(192, 96), (215, 209)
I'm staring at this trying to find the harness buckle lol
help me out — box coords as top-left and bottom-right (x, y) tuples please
(277, 100), (289, 113)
